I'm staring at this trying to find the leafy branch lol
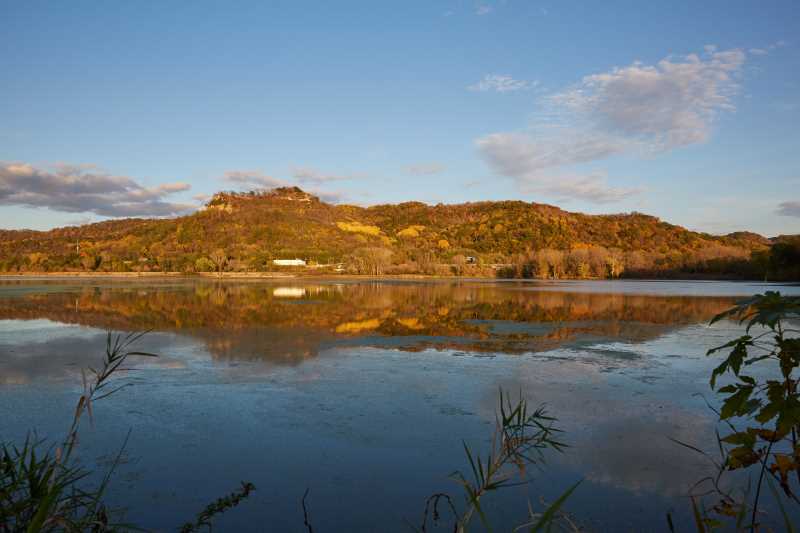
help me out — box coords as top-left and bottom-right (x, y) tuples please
(681, 291), (800, 530)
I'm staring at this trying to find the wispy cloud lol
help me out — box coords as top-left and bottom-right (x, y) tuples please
(224, 170), (287, 188)
(548, 48), (746, 149)
(469, 74), (536, 93)
(477, 132), (627, 174)
(536, 173), (642, 204)
(776, 201), (800, 217)
(405, 163), (446, 175)
(750, 40), (788, 56)
(312, 190), (347, 204)
(475, 47), (750, 203)
(475, 5), (492, 15)
(290, 165), (360, 185)
(476, 133), (640, 203)
(222, 168), (347, 204)
(0, 161), (194, 217)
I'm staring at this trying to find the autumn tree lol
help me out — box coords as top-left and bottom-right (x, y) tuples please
(209, 249), (228, 275)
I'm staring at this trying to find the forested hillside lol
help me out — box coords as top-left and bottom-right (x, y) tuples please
(1, 187), (797, 280)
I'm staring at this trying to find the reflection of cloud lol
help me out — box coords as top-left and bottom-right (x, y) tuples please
(0, 331), (185, 384)
(571, 413), (715, 495)
(482, 358), (718, 496)
(195, 326), (333, 365)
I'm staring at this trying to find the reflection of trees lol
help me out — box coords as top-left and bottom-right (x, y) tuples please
(0, 282), (736, 363)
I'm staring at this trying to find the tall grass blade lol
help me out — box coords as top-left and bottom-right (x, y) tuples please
(529, 479), (582, 533)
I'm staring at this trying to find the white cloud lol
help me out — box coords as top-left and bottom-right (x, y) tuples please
(475, 47), (750, 203)
(468, 74), (536, 93)
(749, 39), (788, 57)
(476, 5), (492, 15)
(222, 168), (347, 204)
(476, 133), (640, 203)
(406, 163), (446, 175)
(224, 170), (287, 188)
(0, 161), (194, 217)
(776, 201), (800, 218)
(290, 166), (358, 185)
(477, 132), (627, 175)
(535, 173), (642, 204)
(549, 48), (746, 149)
(313, 190), (347, 204)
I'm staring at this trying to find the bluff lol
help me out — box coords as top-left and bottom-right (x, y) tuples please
(1, 187), (795, 279)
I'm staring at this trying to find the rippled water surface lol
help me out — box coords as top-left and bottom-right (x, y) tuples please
(2, 278), (799, 531)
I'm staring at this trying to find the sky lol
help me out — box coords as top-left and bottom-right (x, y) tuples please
(1, 0), (799, 236)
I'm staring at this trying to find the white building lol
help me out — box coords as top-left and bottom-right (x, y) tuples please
(272, 258), (307, 267)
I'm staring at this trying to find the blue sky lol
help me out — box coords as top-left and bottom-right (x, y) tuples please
(1, 0), (798, 236)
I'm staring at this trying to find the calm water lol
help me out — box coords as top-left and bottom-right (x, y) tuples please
(2, 278), (799, 531)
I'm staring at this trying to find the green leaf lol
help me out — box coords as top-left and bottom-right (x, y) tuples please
(719, 386), (754, 419)
(529, 480), (582, 533)
(738, 375), (756, 386)
(720, 430), (756, 448)
(727, 446), (760, 470)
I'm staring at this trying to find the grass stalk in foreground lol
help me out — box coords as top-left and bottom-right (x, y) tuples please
(1, 331), (158, 532)
(416, 389), (581, 532)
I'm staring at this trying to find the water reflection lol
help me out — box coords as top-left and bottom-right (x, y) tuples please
(1, 280), (797, 529)
(0, 281), (737, 367)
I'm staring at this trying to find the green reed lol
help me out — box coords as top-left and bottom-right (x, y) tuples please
(416, 389), (581, 532)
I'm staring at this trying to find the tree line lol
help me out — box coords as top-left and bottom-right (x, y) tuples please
(1, 188), (797, 280)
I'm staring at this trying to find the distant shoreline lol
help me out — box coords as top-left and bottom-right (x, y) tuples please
(0, 271), (789, 283)
(0, 271), (474, 281)
(0, 271), (460, 280)
(0, 271), (297, 279)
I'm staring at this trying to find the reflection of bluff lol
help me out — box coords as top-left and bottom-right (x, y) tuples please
(0, 281), (736, 363)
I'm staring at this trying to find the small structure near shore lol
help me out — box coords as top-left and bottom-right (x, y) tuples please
(272, 258), (307, 267)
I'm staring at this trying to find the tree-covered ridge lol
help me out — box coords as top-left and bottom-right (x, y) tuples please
(0, 186), (797, 279)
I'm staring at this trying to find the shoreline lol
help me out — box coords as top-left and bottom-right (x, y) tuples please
(0, 271), (483, 282)
(0, 271), (790, 284)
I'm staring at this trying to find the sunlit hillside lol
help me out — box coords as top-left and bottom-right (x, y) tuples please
(1, 187), (798, 279)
